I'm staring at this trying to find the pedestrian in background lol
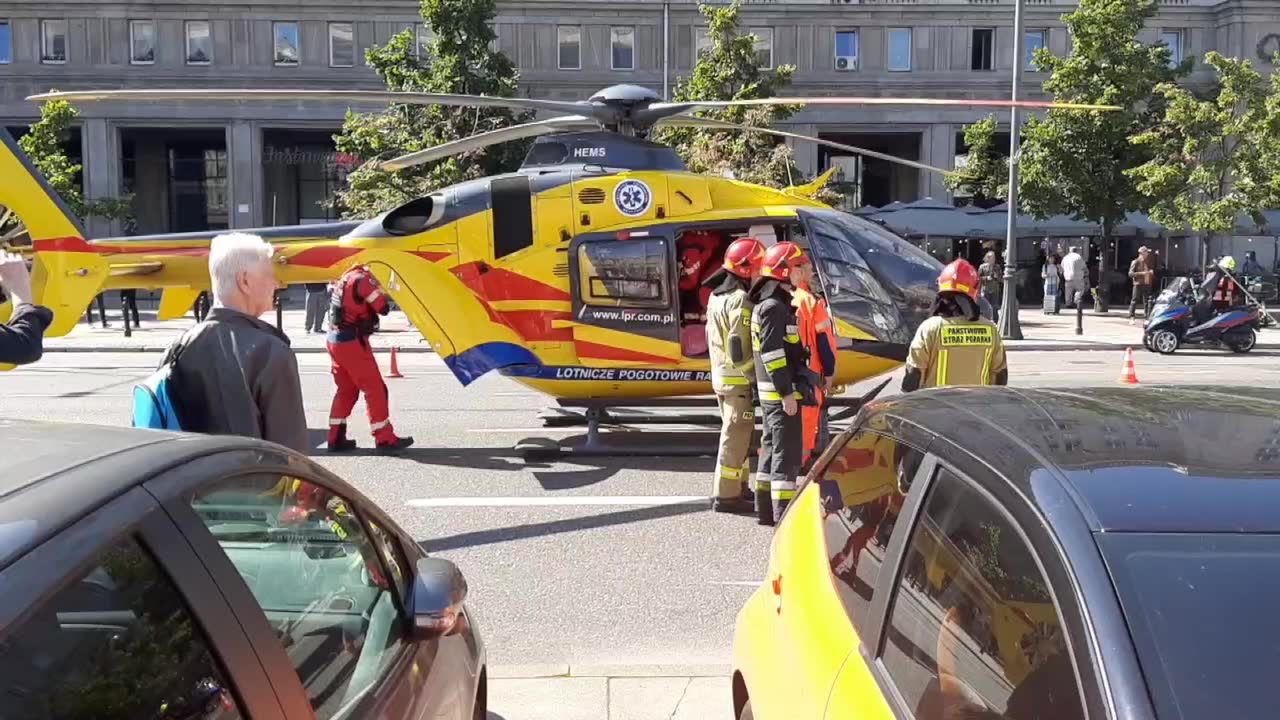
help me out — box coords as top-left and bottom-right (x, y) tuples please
(304, 282), (329, 333)
(159, 232), (309, 453)
(978, 251), (1002, 325)
(0, 250), (54, 366)
(120, 289), (141, 328)
(1128, 246), (1155, 323)
(1061, 245), (1087, 309)
(1042, 254), (1062, 314)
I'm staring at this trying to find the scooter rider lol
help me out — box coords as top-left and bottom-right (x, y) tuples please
(903, 259), (1008, 392)
(326, 264), (414, 453)
(750, 241), (820, 526)
(704, 237), (766, 514)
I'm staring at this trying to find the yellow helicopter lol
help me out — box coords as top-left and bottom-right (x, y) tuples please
(2, 85), (1115, 402)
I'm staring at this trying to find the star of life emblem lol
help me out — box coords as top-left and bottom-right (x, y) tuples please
(613, 179), (652, 217)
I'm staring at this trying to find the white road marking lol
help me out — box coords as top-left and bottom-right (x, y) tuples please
(406, 495), (707, 508)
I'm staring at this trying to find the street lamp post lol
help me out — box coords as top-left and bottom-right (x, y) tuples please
(998, 0), (1026, 340)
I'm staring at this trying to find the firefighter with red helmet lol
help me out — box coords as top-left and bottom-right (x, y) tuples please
(750, 241), (820, 525)
(326, 265), (414, 453)
(903, 259), (1008, 392)
(703, 236), (766, 514)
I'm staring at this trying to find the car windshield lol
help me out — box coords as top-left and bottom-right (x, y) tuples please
(1098, 532), (1280, 720)
(1156, 277), (1191, 304)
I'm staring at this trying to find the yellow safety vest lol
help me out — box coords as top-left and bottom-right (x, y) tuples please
(906, 316), (1007, 389)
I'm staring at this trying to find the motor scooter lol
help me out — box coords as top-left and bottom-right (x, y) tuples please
(1143, 276), (1261, 354)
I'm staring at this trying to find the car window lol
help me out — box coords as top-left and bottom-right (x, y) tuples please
(189, 474), (407, 720)
(879, 467), (1084, 720)
(0, 536), (243, 720)
(817, 426), (926, 637)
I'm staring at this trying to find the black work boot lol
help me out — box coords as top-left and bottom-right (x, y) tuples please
(376, 435), (415, 454)
(712, 497), (752, 514)
(327, 424), (357, 453)
(755, 486), (774, 526)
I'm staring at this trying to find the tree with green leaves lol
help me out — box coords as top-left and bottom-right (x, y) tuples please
(1128, 52), (1280, 251)
(653, 0), (817, 194)
(945, 114), (1009, 207)
(0, 98), (133, 244)
(953, 0), (1189, 242)
(331, 0), (533, 219)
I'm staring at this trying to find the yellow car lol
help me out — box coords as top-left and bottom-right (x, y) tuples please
(733, 384), (1280, 720)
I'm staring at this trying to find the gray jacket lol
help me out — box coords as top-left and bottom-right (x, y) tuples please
(161, 307), (309, 454)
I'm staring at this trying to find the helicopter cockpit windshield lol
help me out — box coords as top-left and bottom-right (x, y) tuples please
(798, 209), (942, 346)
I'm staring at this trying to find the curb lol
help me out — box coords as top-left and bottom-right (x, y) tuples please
(489, 663), (731, 680)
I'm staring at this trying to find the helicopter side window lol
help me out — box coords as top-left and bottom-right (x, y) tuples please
(576, 238), (671, 309)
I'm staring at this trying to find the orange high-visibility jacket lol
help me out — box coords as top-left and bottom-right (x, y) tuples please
(793, 286), (837, 462)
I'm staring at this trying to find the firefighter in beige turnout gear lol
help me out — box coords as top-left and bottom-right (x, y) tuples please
(704, 237), (766, 513)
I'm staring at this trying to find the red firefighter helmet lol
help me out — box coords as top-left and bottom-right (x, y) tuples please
(722, 237), (766, 278)
(938, 259), (980, 301)
(758, 241), (810, 280)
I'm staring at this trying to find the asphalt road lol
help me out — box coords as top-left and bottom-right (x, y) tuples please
(3, 347), (1279, 669)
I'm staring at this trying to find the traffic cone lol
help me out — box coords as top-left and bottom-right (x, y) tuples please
(387, 346), (404, 378)
(1118, 347), (1139, 385)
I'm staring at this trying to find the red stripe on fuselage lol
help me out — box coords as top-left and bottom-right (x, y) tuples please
(32, 236), (93, 253)
(450, 262), (569, 303)
(574, 340), (678, 365)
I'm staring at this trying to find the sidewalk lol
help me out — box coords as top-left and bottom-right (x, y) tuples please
(488, 665), (733, 720)
(40, 304), (1277, 354)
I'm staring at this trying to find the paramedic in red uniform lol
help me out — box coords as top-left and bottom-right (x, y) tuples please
(326, 264), (414, 453)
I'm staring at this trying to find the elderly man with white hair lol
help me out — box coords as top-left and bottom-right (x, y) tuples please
(156, 232), (309, 453)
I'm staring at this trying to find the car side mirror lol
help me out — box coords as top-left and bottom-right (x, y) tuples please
(411, 557), (468, 639)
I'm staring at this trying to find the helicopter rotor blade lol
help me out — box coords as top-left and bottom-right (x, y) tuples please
(25, 88), (600, 119)
(379, 115), (597, 171)
(648, 96), (1122, 116)
(657, 116), (952, 177)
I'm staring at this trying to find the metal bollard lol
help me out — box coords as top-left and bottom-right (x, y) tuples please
(1076, 291), (1084, 335)
(275, 293), (284, 332)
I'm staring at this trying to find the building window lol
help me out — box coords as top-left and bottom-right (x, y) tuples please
(971, 28), (994, 71)
(415, 23), (432, 59)
(0, 21), (11, 64)
(887, 27), (911, 71)
(750, 26), (773, 69)
(186, 21), (212, 64)
(273, 21), (300, 66)
(611, 26), (634, 70)
(41, 19), (67, 63)
(329, 22), (354, 67)
(835, 29), (858, 71)
(695, 28), (712, 63)
(1025, 29), (1048, 70)
(129, 20), (156, 64)
(1161, 29), (1183, 67)
(558, 25), (580, 70)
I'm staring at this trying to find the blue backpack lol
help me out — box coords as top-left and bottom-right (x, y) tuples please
(132, 357), (184, 431)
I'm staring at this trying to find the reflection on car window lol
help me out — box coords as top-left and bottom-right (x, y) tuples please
(0, 537), (243, 720)
(190, 475), (406, 720)
(818, 425), (925, 636)
(880, 468), (1083, 720)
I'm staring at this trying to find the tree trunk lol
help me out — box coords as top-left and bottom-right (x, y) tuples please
(1095, 219), (1112, 312)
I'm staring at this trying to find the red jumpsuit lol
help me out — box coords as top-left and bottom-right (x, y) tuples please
(326, 267), (406, 448)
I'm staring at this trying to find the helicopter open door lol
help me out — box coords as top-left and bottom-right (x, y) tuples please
(565, 230), (685, 364)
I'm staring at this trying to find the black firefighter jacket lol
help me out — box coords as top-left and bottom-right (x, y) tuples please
(161, 307), (309, 454)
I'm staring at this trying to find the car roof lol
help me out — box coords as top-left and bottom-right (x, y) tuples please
(872, 385), (1280, 533)
(0, 419), (276, 568)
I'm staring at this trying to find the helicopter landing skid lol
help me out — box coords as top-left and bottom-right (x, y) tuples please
(519, 400), (723, 459)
